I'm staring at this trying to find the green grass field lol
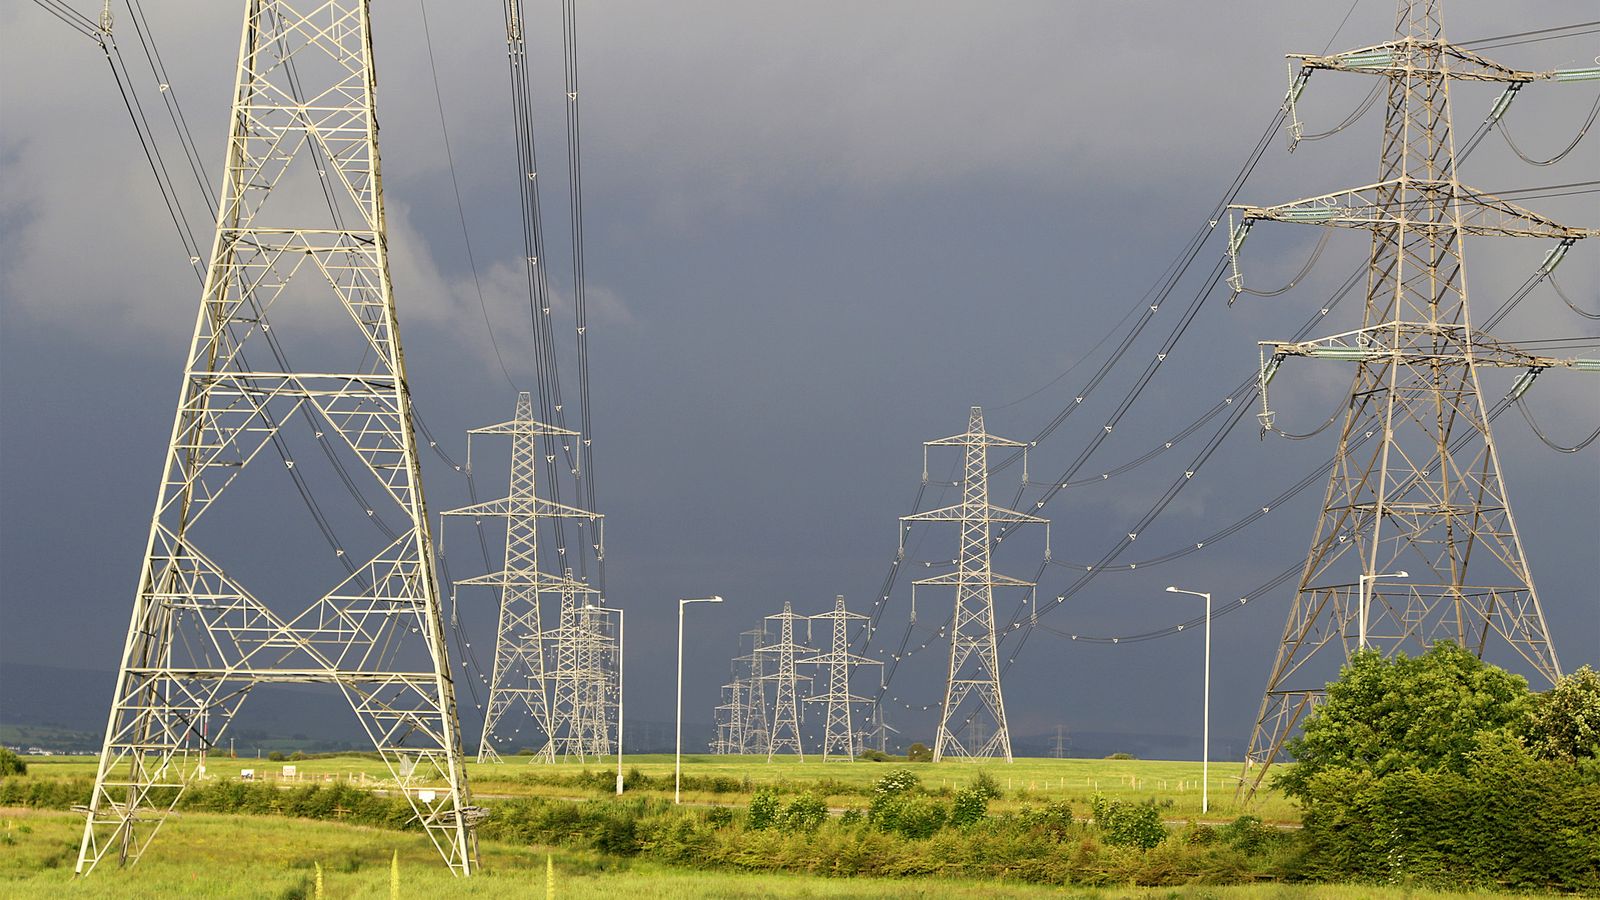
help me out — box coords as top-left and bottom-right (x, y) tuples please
(20, 752), (1300, 823)
(0, 807), (1542, 899)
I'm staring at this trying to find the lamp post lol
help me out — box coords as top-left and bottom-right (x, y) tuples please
(1357, 571), (1408, 651)
(677, 596), (723, 804)
(585, 604), (625, 795)
(1166, 585), (1211, 815)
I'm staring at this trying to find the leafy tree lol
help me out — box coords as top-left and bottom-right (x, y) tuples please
(906, 742), (933, 762)
(950, 786), (989, 827)
(1090, 795), (1164, 849)
(747, 788), (779, 830)
(0, 748), (24, 776)
(1279, 642), (1531, 799)
(775, 791), (827, 833)
(1527, 665), (1600, 762)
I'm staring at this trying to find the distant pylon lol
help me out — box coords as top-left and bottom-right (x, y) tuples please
(548, 568), (612, 759)
(866, 700), (899, 754)
(76, 0), (476, 875)
(798, 596), (884, 761)
(903, 407), (1048, 762)
(761, 602), (813, 761)
(1229, 0), (1598, 799)
(738, 627), (772, 754)
(1051, 725), (1069, 759)
(444, 393), (603, 764)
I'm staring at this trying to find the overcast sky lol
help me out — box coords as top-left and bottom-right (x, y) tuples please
(2, 1), (1596, 757)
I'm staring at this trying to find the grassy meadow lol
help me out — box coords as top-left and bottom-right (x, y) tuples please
(18, 752), (1299, 823)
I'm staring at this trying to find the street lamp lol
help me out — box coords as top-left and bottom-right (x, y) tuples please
(585, 604), (625, 795)
(1357, 571), (1408, 650)
(677, 595), (723, 804)
(1166, 585), (1211, 815)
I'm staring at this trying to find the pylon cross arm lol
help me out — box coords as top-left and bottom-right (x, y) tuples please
(1230, 182), (1597, 239)
(903, 502), (1047, 524)
(467, 419), (579, 438)
(442, 496), (603, 521)
(913, 571), (1034, 588)
(1291, 40), (1547, 83)
(1261, 328), (1600, 374)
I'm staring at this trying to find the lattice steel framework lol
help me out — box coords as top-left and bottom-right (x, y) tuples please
(444, 393), (603, 763)
(78, 0), (477, 875)
(798, 596), (883, 761)
(737, 627), (772, 755)
(903, 407), (1047, 762)
(760, 602), (812, 761)
(1231, 0), (1599, 799)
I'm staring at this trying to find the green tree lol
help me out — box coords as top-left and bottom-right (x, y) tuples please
(1279, 642), (1531, 799)
(1527, 665), (1600, 762)
(0, 748), (25, 776)
(906, 742), (933, 762)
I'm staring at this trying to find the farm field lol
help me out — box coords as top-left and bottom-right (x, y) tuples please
(0, 807), (1548, 899)
(19, 752), (1300, 823)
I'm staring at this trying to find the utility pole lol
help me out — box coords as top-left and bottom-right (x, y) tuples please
(76, 0), (476, 876)
(1230, 0), (1598, 800)
(444, 394), (603, 764)
(798, 596), (883, 761)
(760, 602), (813, 761)
(903, 407), (1049, 762)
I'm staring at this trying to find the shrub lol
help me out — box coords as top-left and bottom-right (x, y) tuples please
(267, 751), (286, 762)
(747, 789), (779, 830)
(1216, 814), (1271, 854)
(970, 770), (1001, 800)
(839, 808), (864, 826)
(0, 749), (25, 777)
(704, 806), (733, 828)
(775, 791), (827, 833)
(950, 786), (989, 828)
(1528, 665), (1600, 762)
(856, 749), (893, 762)
(1103, 752), (1135, 760)
(885, 796), (948, 839)
(906, 742), (933, 762)
(1090, 796), (1165, 850)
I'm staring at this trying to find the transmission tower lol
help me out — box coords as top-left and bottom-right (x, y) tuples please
(76, 0), (476, 875)
(737, 627), (772, 754)
(1229, 0), (1598, 799)
(760, 602), (813, 761)
(445, 394), (602, 764)
(1051, 725), (1069, 759)
(546, 568), (613, 759)
(903, 407), (1048, 762)
(798, 596), (883, 761)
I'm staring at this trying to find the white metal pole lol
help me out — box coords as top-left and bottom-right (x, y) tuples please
(676, 601), (685, 804)
(616, 608), (625, 795)
(1202, 590), (1211, 815)
(1358, 573), (1369, 650)
(676, 597), (722, 804)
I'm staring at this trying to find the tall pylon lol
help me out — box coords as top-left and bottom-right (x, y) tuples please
(798, 596), (884, 761)
(738, 627), (772, 755)
(547, 567), (613, 759)
(77, 0), (476, 875)
(1230, 0), (1598, 799)
(761, 602), (813, 761)
(444, 394), (602, 764)
(903, 407), (1048, 762)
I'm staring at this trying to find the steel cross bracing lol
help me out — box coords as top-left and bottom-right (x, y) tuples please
(546, 568), (614, 759)
(797, 596), (884, 761)
(902, 407), (1048, 763)
(759, 602), (814, 761)
(77, 0), (477, 876)
(1230, 0), (1599, 801)
(443, 393), (604, 764)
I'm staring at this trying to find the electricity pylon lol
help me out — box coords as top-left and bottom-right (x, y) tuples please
(738, 627), (772, 754)
(798, 596), (883, 760)
(1229, 0), (1599, 800)
(903, 407), (1048, 762)
(1051, 725), (1069, 759)
(77, 0), (476, 875)
(444, 393), (602, 764)
(760, 602), (813, 761)
(547, 567), (612, 759)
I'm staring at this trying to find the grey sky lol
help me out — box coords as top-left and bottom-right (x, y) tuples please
(2, 1), (1596, 755)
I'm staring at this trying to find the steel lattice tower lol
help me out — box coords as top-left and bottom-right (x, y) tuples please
(1231, 0), (1599, 799)
(903, 407), (1047, 762)
(761, 602), (813, 761)
(77, 0), (477, 875)
(738, 627), (772, 754)
(546, 568), (612, 759)
(445, 393), (602, 764)
(798, 596), (884, 761)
